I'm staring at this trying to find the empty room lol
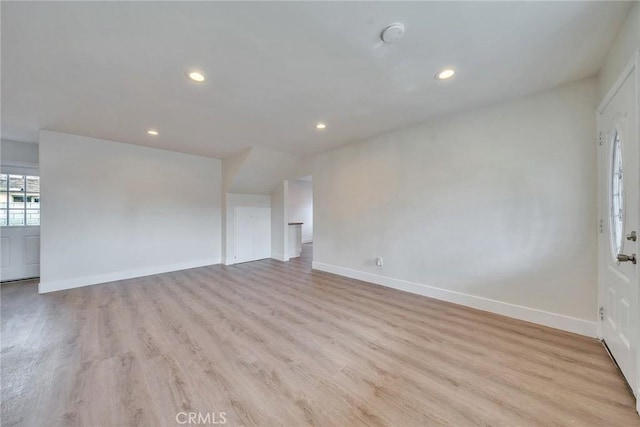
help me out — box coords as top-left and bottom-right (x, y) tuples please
(2, 1), (640, 426)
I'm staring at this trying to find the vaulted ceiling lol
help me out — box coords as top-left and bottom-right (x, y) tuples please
(1, 2), (632, 158)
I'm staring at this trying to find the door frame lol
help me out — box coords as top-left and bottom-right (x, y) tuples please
(596, 50), (640, 412)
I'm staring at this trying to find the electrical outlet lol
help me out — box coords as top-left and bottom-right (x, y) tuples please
(375, 257), (383, 267)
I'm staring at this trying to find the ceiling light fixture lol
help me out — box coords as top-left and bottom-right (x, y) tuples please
(147, 129), (159, 136)
(316, 123), (326, 130)
(188, 71), (206, 82)
(435, 68), (455, 80)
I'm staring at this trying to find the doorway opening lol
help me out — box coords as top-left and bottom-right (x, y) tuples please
(287, 175), (313, 260)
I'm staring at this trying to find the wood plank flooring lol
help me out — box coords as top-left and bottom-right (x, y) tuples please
(2, 244), (638, 426)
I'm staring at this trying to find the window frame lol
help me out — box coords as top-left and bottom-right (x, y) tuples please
(0, 167), (40, 228)
(608, 128), (625, 263)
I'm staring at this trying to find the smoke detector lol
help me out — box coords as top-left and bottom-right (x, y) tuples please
(381, 23), (405, 44)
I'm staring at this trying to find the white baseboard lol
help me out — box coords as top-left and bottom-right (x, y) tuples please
(312, 261), (596, 337)
(271, 252), (288, 262)
(38, 258), (221, 294)
(302, 238), (313, 244)
(224, 257), (235, 266)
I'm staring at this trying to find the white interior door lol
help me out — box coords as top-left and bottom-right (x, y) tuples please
(0, 171), (41, 282)
(1, 227), (40, 281)
(252, 210), (272, 260)
(234, 207), (271, 264)
(234, 208), (255, 264)
(597, 58), (638, 396)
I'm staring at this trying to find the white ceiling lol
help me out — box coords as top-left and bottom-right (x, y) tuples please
(1, 2), (632, 159)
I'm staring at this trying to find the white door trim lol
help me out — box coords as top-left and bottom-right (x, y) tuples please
(635, 49), (640, 415)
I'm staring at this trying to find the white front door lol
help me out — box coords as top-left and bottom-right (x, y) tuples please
(597, 56), (639, 396)
(234, 207), (271, 264)
(0, 171), (41, 282)
(1, 227), (40, 281)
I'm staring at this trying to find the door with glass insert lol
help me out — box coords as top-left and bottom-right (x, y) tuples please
(0, 171), (40, 281)
(597, 63), (638, 395)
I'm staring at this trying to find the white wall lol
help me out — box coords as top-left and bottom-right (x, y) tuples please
(271, 181), (288, 261)
(288, 178), (313, 243)
(229, 147), (301, 194)
(598, 2), (639, 101)
(39, 131), (222, 293)
(224, 193), (271, 264)
(1, 140), (39, 166)
(313, 78), (598, 336)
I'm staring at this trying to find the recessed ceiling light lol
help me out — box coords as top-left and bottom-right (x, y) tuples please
(147, 129), (159, 136)
(436, 68), (455, 80)
(188, 71), (205, 82)
(316, 123), (327, 130)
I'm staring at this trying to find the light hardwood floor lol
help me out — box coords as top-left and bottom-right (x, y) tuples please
(2, 244), (639, 426)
